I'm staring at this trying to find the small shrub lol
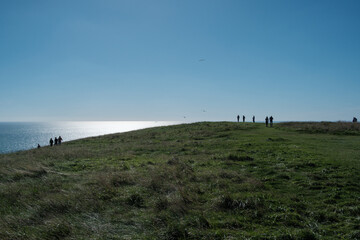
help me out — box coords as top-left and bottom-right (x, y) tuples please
(166, 192), (188, 216)
(314, 211), (339, 223)
(155, 197), (169, 211)
(186, 215), (210, 228)
(127, 193), (144, 207)
(29, 168), (47, 178)
(304, 162), (316, 167)
(148, 172), (169, 192)
(218, 195), (236, 210)
(110, 172), (134, 186)
(296, 229), (317, 240)
(162, 223), (189, 240)
(167, 157), (179, 165)
(277, 174), (291, 180)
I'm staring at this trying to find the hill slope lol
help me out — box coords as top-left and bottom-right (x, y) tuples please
(0, 122), (359, 239)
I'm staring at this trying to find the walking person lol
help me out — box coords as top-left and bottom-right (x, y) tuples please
(243, 115), (245, 123)
(237, 115), (240, 122)
(58, 136), (63, 145)
(265, 116), (269, 127)
(270, 116), (274, 127)
(253, 116), (255, 123)
(49, 138), (54, 147)
(353, 117), (358, 123)
(54, 137), (58, 145)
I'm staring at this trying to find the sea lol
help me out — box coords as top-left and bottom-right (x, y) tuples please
(0, 121), (178, 154)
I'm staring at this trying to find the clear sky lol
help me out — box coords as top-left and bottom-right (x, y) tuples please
(1, 0), (359, 122)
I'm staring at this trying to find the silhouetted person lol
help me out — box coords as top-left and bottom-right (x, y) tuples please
(270, 116), (274, 127)
(54, 137), (58, 145)
(353, 117), (358, 123)
(37, 144), (41, 149)
(50, 138), (54, 147)
(243, 115), (245, 123)
(265, 116), (269, 127)
(58, 136), (62, 145)
(237, 115), (240, 122)
(253, 116), (255, 123)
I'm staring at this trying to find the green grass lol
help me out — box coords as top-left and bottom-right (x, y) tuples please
(277, 121), (360, 135)
(0, 122), (359, 239)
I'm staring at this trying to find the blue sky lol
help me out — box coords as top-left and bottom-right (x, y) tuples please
(1, 0), (359, 122)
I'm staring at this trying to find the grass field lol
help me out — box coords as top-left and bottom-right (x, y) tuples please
(0, 122), (359, 239)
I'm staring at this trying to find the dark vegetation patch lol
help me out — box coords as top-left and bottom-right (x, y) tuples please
(267, 137), (287, 141)
(227, 154), (254, 161)
(277, 174), (291, 180)
(127, 193), (145, 207)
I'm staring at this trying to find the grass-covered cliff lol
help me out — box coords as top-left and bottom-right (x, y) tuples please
(0, 122), (359, 239)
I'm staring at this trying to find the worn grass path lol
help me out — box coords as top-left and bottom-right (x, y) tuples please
(0, 122), (359, 239)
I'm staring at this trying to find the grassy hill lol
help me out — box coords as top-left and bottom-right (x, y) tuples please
(0, 122), (359, 239)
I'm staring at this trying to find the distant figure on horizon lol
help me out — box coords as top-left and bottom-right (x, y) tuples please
(49, 138), (54, 147)
(265, 116), (269, 127)
(353, 117), (358, 123)
(58, 136), (63, 145)
(37, 144), (41, 149)
(243, 115), (245, 123)
(270, 116), (274, 127)
(237, 115), (240, 122)
(54, 137), (58, 145)
(253, 116), (255, 123)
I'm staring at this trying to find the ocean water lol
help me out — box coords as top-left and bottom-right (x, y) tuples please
(0, 121), (177, 154)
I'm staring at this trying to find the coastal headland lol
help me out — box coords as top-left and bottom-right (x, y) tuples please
(0, 122), (359, 239)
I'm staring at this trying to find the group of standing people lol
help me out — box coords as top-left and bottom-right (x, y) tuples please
(237, 115), (256, 123)
(237, 115), (274, 127)
(37, 136), (63, 149)
(49, 136), (62, 147)
(265, 116), (274, 127)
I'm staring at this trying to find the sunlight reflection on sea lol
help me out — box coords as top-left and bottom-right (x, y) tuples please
(0, 121), (179, 154)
